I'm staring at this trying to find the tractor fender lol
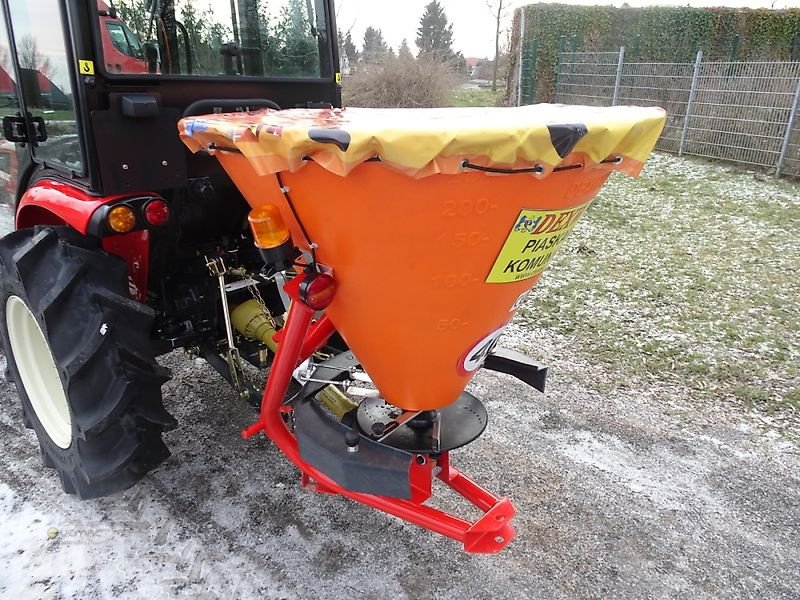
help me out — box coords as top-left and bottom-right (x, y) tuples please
(16, 180), (152, 302)
(16, 179), (121, 233)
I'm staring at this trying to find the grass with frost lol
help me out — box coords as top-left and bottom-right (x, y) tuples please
(512, 152), (800, 414)
(449, 88), (506, 107)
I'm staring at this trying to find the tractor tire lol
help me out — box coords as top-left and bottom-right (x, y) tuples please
(0, 227), (176, 499)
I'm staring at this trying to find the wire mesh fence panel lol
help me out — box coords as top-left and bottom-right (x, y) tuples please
(617, 62), (695, 153)
(555, 51), (620, 106)
(683, 61), (800, 169)
(519, 38), (538, 105)
(551, 50), (800, 176)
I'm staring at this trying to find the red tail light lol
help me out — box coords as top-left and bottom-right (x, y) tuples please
(299, 273), (337, 310)
(143, 200), (170, 226)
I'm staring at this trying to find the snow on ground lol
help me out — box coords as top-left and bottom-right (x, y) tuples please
(509, 152), (800, 421)
(0, 203), (14, 238)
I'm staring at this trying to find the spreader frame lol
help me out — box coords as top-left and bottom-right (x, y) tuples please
(242, 273), (516, 553)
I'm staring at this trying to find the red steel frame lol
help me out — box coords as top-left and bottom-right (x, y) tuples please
(242, 273), (517, 553)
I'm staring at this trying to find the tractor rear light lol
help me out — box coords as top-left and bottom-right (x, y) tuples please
(299, 273), (337, 310)
(143, 200), (170, 226)
(107, 205), (136, 233)
(248, 204), (290, 249)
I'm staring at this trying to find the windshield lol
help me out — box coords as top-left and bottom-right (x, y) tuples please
(99, 0), (330, 78)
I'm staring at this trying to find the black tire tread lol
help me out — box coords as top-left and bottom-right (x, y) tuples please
(0, 227), (174, 499)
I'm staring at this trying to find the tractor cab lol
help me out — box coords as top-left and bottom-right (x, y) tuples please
(0, 0), (340, 233)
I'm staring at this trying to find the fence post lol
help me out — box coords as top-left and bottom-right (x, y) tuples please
(679, 49), (703, 157)
(730, 35), (740, 62)
(611, 46), (625, 106)
(516, 8), (526, 106)
(776, 76), (800, 175)
(529, 41), (537, 104)
(555, 37), (566, 103)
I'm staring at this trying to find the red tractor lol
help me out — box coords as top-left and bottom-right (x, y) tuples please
(0, 0), (665, 553)
(0, 0), (342, 496)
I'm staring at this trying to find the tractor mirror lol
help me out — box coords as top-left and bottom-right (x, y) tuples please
(143, 43), (159, 74)
(2, 115), (47, 144)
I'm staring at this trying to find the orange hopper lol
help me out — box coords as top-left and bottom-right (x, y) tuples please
(179, 105), (665, 412)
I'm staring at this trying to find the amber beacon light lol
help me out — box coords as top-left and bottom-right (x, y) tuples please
(248, 204), (295, 271)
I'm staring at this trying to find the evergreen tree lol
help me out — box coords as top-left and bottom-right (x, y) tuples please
(415, 1), (455, 62)
(258, 10), (282, 75)
(237, 0), (263, 75)
(343, 31), (359, 64)
(452, 50), (468, 78)
(362, 26), (389, 64)
(275, 0), (319, 75)
(398, 39), (414, 61)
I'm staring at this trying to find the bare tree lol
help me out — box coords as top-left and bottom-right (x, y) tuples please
(488, 0), (504, 91)
(0, 45), (11, 74)
(17, 36), (54, 79)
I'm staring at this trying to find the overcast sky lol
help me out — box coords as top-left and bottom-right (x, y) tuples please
(336, 0), (800, 59)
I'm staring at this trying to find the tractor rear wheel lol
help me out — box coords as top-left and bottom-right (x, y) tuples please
(0, 227), (175, 498)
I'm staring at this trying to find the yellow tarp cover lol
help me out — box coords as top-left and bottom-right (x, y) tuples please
(178, 104), (666, 179)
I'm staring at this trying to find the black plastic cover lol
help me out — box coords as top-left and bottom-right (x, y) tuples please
(546, 123), (588, 158)
(121, 94), (160, 118)
(295, 399), (414, 499)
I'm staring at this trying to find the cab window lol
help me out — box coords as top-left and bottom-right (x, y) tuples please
(103, 0), (330, 78)
(7, 0), (84, 174)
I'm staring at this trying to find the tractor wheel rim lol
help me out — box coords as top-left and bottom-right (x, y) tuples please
(6, 295), (72, 449)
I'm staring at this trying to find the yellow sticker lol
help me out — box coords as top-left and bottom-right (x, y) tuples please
(486, 202), (591, 283)
(78, 60), (95, 75)
(335, 72), (342, 84)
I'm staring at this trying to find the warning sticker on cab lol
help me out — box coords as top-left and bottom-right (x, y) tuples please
(78, 60), (95, 75)
(486, 202), (591, 283)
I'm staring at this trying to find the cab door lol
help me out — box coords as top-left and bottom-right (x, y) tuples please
(0, 0), (85, 215)
(0, 2), (29, 235)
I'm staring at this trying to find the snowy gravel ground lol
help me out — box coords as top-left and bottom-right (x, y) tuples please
(1, 154), (799, 598)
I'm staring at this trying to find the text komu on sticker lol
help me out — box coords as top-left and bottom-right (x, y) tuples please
(486, 202), (591, 284)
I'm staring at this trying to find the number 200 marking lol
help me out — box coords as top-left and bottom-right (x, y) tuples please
(442, 198), (492, 217)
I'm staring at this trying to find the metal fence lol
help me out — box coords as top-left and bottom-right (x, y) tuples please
(549, 49), (800, 177)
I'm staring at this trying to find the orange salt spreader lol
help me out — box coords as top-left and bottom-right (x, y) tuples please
(179, 104), (665, 553)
